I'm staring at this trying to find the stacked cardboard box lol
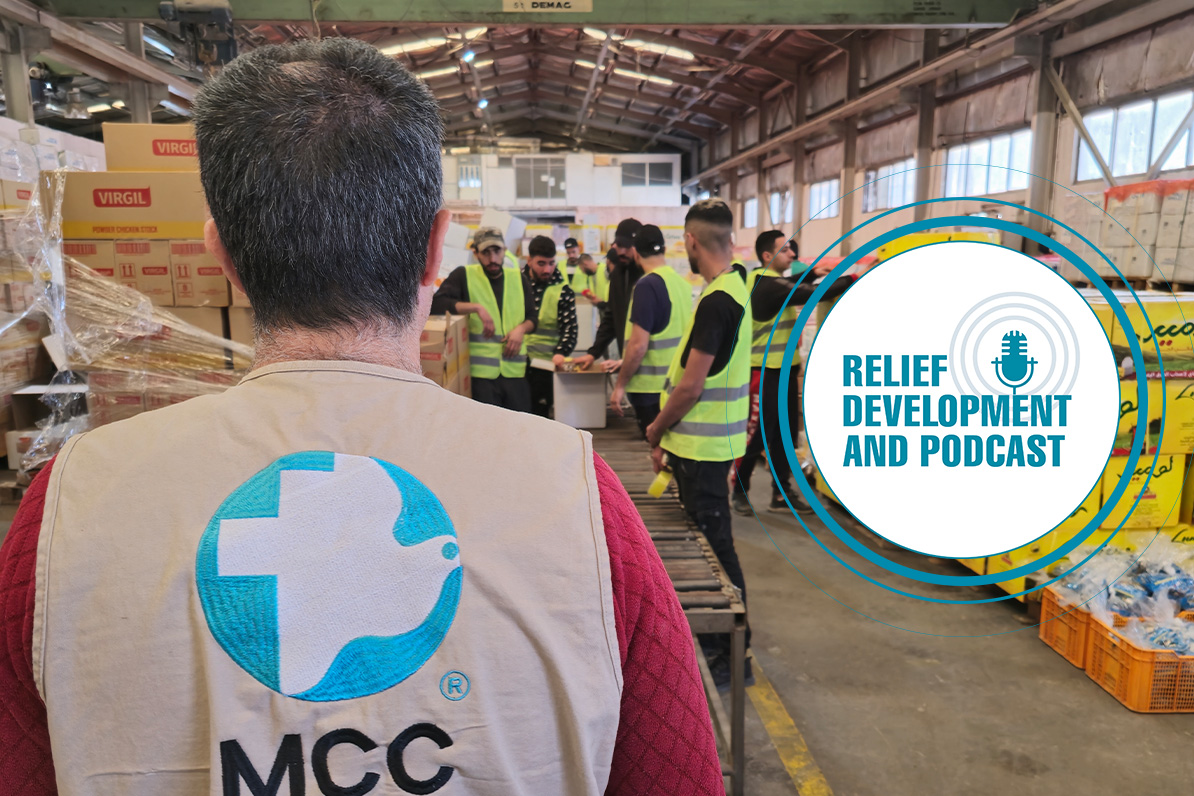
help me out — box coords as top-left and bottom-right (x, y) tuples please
(56, 124), (231, 310)
(420, 314), (471, 397)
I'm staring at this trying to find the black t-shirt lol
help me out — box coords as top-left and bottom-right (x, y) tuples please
(680, 291), (744, 376)
(628, 272), (672, 335)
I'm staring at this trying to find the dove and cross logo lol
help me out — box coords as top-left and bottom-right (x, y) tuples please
(197, 451), (462, 702)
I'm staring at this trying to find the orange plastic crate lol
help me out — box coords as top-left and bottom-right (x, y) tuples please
(1085, 617), (1194, 713)
(1039, 587), (1091, 668)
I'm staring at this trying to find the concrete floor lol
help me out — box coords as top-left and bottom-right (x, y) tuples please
(729, 471), (1194, 796)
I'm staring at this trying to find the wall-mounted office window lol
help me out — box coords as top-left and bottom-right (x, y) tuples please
(515, 157), (566, 199)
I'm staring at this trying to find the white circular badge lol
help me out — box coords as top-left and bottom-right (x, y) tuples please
(803, 242), (1120, 558)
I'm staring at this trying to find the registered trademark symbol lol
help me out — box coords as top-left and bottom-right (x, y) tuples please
(440, 671), (470, 701)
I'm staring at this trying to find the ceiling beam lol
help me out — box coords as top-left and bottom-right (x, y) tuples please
(571, 31), (613, 137)
(622, 29), (801, 84)
(0, 0), (197, 103)
(534, 71), (733, 125)
(683, 0), (1118, 186)
(536, 44), (753, 98)
(535, 108), (692, 148)
(1050, 0), (1193, 58)
(445, 108), (531, 133)
(38, 1), (1038, 28)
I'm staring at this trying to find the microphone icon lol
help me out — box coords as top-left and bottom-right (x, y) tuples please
(992, 330), (1037, 393)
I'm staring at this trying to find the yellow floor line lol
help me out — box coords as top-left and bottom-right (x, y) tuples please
(747, 659), (834, 796)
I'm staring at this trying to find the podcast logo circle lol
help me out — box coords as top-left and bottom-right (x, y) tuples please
(196, 451), (462, 702)
(803, 241), (1120, 558)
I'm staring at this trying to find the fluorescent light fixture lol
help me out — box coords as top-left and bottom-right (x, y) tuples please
(614, 68), (673, 86)
(112, 100), (126, 109)
(584, 28), (625, 41)
(575, 60), (597, 69)
(477, 98), (489, 109)
(624, 40), (695, 61)
(417, 66), (459, 79)
(87, 103), (112, 114)
(461, 27), (487, 39)
(380, 36), (447, 55)
(461, 50), (476, 63)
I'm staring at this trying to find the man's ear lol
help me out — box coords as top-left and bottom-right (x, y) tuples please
(423, 208), (451, 287)
(205, 219), (244, 293)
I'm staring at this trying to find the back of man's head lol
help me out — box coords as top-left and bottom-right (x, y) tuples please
(193, 38), (443, 332)
(685, 198), (734, 254)
(755, 230), (786, 263)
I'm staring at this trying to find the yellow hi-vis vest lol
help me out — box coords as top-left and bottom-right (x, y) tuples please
(746, 268), (801, 369)
(623, 265), (692, 396)
(526, 280), (567, 360)
(659, 270), (751, 462)
(571, 265), (609, 303)
(465, 264), (527, 379)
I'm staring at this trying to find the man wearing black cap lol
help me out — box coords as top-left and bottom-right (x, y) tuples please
(431, 227), (537, 411)
(608, 225), (694, 438)
(572, 217), (644, 369)
(561, 237), (581, 274)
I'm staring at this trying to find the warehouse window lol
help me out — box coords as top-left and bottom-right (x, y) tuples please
(457, 158), (481, 189)
(515, 157), (566, 200)
(1076, 89), (1194, 181)
(809, 178), (840, 219)
(769, 191), (782, 225)
(943, 129), (1032, 196)
(784, 190), (794, 223)
(743, 197), (759, 228)
(697, 190), (711, 201)
(862, 157), (916, 212)
(648, 161), (674, 186)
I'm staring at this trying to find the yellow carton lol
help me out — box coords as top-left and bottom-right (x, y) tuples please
(1153, 378), (1194, 454)
(812, 465), (840, 506)
(987, 532), (1059, 600)
(1109, 292), (1194, 376)
(1114, 378), (1156, 454)
(1053, 481), (1103, 536)
(1100, 454), (1187, 529)
(1076, 288), (1116, 342)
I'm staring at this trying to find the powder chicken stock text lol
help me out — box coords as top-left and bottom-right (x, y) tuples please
(839, 355), (1070, 468)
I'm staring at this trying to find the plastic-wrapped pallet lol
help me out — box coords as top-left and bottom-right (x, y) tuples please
(9, 170), (252, 475)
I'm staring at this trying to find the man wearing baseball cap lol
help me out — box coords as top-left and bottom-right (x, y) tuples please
(608, 225), (694, 438)
(431, 226), (538, 411)
(573, 217), (644, 369)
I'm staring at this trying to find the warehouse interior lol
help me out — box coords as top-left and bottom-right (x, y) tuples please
(1, 1), (1193, 795)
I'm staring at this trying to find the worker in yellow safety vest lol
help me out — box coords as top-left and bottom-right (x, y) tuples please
(560, 236), (582, 279)
(523, 235), (578, 418)
(644, 199), (754, 688)
(608, 224), (693, 438)
(731, 231), (854, 516)
(431, 227), (537, 411)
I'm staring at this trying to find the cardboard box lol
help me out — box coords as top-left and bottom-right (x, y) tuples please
(227, 307), (254, 347)
(1153, 247), (1179, 281)
(0, 179), (33, 211)
(115, 240), (173, 304)
(1157, 216), (1184, 249)
(230, 284), (251, 308)
(169, 306), (225, 339)
(54, 170), (207, 240)
(169, 240), (229, 307)
(86, 390), (145, 427)
(1053, 481), (1103, 535)
(987, 533), (1058, 600)
(5, 428), (36, 467)
(1110, 293), (1194, 375)
(103, 123), (197, 172)
(1114, 378), (1157, 454)
(1077, 289), (1116, 341)
(1100, 454), (1186, 529)
(1100, 218), (1134, 249)
(62, 240), (117, 280)
(1153, 379), (1194, 454)
(1162, 188), (1190, 217)
(0, 140), (37, 182)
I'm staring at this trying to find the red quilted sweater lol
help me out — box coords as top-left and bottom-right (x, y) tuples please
(0, 455), (722, 796)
